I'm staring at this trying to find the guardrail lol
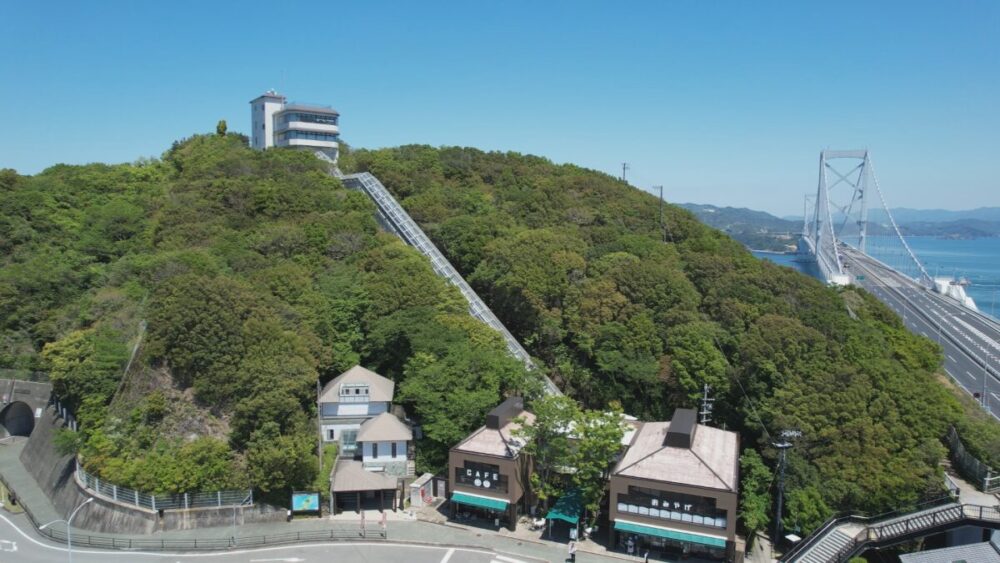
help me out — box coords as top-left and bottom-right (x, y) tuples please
(780, 494), (957, 562)
(830, 503), (1000, 562)
(75, 460), (253, 512)
(0, 459), (385, 551)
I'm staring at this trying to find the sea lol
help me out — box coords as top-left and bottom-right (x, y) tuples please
(752, 237), (1000, 320)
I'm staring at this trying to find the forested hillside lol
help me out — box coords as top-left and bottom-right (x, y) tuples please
(342, 145), (993, 534)
(4, 136), (998, 533)
(0, 135), (529, 496)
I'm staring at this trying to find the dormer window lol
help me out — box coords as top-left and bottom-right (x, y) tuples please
(340, 383), (370, 402)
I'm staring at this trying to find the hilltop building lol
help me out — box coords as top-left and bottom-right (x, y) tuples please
(249, 90), (340, 161)
(610, 408), (740, 561)
(448, 397), (534, 531)
(318, 365), (394, 456)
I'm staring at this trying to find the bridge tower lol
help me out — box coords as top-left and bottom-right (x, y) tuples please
(803, 150), (931, 287)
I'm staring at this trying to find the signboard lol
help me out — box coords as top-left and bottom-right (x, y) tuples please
(291, 492), (321, 512)
(455, 461), (509, 493)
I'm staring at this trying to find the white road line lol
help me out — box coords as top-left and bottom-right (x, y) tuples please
(440, 548), (456, 563)
(948, 355), (957, 362)
(0, 513), (502, 560)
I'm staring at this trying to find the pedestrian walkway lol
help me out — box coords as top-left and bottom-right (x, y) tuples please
(0, 439), (60, 525)
(0, 435), (635, 562)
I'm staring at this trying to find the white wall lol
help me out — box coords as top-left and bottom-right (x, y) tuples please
(321, 422), (360, 442)
(361, 440), (409, 462)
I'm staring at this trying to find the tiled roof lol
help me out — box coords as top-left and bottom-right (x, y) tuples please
(318, 365), (394, 404)
(453, 410), (535, 459)
(614, 421), (739, 492)
(357, 413), (412, 442)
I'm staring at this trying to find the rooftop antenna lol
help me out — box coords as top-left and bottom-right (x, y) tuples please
(773, 429), (803, 545)
(699, 384), (714, 424)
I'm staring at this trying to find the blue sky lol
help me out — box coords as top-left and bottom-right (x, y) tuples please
(1, 1), (997, 215)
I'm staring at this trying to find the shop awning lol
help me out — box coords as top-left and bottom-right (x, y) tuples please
(451, 491), (508, 511)
(546, 488), (583, 524)
(614, 519), (727, 549)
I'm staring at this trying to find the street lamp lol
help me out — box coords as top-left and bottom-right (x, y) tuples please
(40, 497), (93, 563)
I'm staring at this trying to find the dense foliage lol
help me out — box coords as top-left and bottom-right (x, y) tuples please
(343, 145), (978, 534)
(0, 136), (526, 495)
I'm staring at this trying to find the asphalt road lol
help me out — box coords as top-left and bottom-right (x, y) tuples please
(841, 247), (1000, 418)
(0, 513), (538, 563)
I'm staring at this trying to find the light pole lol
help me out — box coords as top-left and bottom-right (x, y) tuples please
(40, 497), (93, 563)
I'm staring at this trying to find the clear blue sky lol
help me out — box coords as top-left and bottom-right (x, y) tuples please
(1, 1), (997, 215)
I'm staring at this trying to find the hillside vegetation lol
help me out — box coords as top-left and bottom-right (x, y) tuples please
(343, 145), (991, 533)
(3, 137), (998, 531)
(0, 135), (529, 495)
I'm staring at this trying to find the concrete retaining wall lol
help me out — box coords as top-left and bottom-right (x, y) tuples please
(21, 405), (285, 533)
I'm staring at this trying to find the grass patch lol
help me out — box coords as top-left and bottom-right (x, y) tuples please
(314, 443), (338, 493)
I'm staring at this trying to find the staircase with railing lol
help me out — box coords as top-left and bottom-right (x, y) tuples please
(331, 166), (560, 396)
(782, 500), (1000, 563)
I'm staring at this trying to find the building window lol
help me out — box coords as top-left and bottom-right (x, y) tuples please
(391, 442), (397, 458)
(372, 443), (379, 458)
(341, 430), (358, 454)
(328, 429), (335, 440)
(616, 486), (727, 529)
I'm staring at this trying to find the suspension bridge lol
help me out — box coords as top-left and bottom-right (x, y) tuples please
(799, 150), (1000, 416)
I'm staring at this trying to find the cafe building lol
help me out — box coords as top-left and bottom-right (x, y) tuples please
(448, 397), (533, 531)
(610, 408), (741, 562)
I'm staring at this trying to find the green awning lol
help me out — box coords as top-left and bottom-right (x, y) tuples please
(451, 491), (508, 511)
(546, 488), (583, 524)
(615, 520), (727, 549)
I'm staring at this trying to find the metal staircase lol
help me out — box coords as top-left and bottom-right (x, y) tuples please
(783, 501), (1000, 563)
(327, 163), (559, 396)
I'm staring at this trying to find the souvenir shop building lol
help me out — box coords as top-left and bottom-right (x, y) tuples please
(610, 408), (741, 562)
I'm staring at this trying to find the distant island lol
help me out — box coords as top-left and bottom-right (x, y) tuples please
(682, 203), (1000, 251)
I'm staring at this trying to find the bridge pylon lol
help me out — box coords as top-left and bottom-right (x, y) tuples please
(802, 149), (931, 287)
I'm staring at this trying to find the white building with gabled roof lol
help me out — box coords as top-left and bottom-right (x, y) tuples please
(318, 365), (395, 454)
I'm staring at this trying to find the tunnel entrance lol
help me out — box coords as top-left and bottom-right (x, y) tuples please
(0, 401), (35, 437)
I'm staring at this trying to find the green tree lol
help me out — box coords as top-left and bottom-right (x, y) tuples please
(571, 404), (626, 527)
(739, 449), (773, 535)
(216, 120), (227, 136)
(514, 395), (579, 509)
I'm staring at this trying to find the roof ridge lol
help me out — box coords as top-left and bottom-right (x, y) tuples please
(688, 444), (733, 491)
(615, 425), (669, 475)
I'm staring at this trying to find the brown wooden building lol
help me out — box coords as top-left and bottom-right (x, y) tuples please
(448, 397), (533, 531)
(610, 408), (740, 561)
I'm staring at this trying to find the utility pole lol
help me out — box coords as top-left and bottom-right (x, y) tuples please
(699, 384), (714, 425)
(621, 162), (630, 183)
(773, 429), (802, 545)
(654, 185), (665, 242)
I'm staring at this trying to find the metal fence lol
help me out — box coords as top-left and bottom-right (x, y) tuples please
(945, 426), (1000, 492)
(75, 461), (253, 511)
(1, 467), (384, 551)
(36, 524), (385, 551)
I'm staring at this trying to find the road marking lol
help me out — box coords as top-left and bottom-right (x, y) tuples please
(494, 556), (527, 563)
(948, 355), (957, 362)
(991, 393), (1000, 402)
(0, 513), (531, 560)
(441, 548), (455, 563)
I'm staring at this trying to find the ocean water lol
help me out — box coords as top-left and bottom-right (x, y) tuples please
(752, 237), (1000, 320)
